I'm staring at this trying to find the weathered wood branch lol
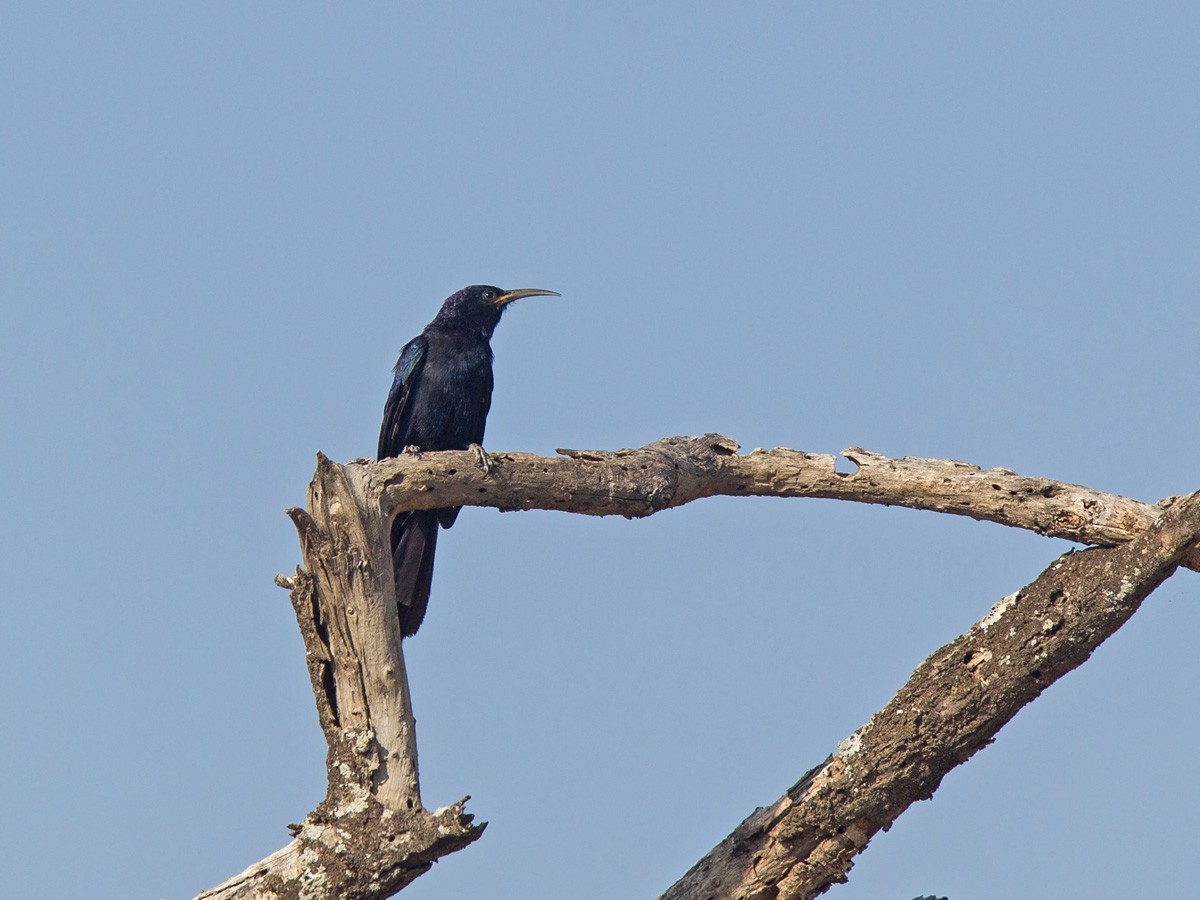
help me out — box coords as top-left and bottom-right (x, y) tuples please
(200, 434), (1195, 898)
(366, 434), (1197, 571)
(197, 455), (482, 900)
(660, 488), (1200, 900)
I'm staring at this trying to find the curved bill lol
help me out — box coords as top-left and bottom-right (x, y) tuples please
(493, 288), (561, 308)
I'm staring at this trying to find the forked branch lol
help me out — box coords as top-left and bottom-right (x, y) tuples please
(198, 436), (1196, 899)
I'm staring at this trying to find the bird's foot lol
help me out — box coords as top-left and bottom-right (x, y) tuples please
(402, 444), (423, 456)
(468, 443), (494, 474)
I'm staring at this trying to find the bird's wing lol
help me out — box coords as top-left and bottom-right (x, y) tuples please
(377, 335), (427, 459)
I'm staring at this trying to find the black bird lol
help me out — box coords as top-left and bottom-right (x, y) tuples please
(378, 285), (559, 638)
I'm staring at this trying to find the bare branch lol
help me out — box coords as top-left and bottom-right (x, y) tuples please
(197, 455), (483, 899)
(660, 489), (1200, 900)
(366, 434), (1196, 571)
(196, 800), (480, 900)
(202, 435), (1195, 898)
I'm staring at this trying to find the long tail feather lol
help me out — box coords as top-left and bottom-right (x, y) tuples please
(391, 510), (439, 638)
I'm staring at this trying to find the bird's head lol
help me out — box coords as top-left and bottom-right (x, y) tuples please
(433, 285), (560, 335)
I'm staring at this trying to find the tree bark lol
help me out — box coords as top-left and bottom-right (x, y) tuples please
(660, 488), (1200, 900)
(197, 435), (1197, 899)
(369, 435), (1194, 571)
(197, 454), (482, 900)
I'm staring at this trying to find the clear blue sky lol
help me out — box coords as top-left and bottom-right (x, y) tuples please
(3, 4), (1198, 898)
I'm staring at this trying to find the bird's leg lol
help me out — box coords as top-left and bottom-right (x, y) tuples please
(402, 444), (422, 456)
(468, 443), (493, 474)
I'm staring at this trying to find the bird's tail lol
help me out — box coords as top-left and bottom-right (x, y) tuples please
(391, 509), (439, 638)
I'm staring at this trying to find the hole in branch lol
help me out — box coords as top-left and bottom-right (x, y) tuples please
(835, 455), (859, 476)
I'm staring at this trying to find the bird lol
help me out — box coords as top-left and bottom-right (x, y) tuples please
(378, 285), (560, 638)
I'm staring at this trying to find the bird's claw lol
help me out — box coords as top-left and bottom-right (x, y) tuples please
(468, 443), (494, 474)
(402, 444), (423, 456)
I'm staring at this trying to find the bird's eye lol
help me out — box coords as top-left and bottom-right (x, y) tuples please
(482, 290), (495, 300)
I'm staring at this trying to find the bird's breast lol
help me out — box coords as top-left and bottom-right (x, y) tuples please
(408, 339), (494, 450)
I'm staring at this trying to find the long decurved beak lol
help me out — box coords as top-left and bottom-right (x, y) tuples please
(493, 287), (561, 308)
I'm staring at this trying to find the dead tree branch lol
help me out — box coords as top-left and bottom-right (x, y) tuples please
(369, 434), (1195, 571)
(660, 488), (1200, 900)
(199, 434), (1195, 899)
(197, 455), (482, 900)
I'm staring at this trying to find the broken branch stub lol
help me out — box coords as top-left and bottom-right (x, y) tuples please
(196, 454), (483, 900)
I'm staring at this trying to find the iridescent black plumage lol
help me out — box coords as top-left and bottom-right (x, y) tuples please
(378, 285), (558, 637)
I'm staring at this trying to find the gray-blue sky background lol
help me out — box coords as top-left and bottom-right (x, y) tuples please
(3, 4), (1197, 898)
